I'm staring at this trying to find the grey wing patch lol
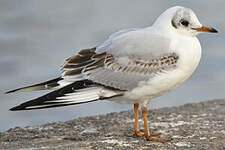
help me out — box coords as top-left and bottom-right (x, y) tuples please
(96, 28), (140, 54)
(83, 52), (179, 90)
(61, 47), (179, 91)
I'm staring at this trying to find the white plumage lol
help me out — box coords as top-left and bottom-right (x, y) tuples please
(7, 6), (217, 111)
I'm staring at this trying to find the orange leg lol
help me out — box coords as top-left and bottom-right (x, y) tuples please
(134, 103), (145, 137)
(142, 106), (171, 143)
(134, 104), (160, 138)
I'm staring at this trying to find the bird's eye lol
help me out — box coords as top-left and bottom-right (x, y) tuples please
(180, 20), (189, 27)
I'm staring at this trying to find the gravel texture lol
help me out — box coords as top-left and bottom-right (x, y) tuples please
(0, 99), (225, 150)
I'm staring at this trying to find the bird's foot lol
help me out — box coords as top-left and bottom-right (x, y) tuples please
(145, 135), (171, 143)
(134, 131), (145, 137)
(135, 131), (161, 137)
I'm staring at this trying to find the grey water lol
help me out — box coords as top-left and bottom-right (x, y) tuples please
(1, 0), (225, 132)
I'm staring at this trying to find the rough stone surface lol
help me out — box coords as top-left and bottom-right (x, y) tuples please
(0, 99), (225, 150)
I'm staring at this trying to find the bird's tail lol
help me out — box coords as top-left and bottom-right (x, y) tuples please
(5, 77), (63, 94)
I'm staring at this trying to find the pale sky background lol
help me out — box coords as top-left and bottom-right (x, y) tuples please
(0, 0), (225, 132)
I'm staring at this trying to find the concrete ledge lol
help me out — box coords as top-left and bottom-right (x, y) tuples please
(1, 99), (225, 150)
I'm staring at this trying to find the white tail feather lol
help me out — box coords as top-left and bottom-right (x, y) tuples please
(44, 87), (120, 105)
(43, 88), (101, 104)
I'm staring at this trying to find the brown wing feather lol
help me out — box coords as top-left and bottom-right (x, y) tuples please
(62, 47), (96, 71)
(83, 52), (179, 76)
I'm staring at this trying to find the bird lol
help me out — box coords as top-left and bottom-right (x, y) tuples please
(6, 6), (217, 143)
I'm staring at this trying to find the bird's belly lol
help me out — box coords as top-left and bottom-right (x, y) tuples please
(121, 65), (197, 104)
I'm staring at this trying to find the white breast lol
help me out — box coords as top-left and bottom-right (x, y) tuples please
(123, 35), (202, 105)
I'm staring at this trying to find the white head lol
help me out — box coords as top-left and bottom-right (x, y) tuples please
(153, 6), (217, 37)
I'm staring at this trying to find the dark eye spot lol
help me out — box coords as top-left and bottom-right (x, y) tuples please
(180, 19), (189, 27)
(171, 20), (177, 28)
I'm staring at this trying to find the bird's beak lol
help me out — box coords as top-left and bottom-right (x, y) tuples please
(192, 26), (218, 33)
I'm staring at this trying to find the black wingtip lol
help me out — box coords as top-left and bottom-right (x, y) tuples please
(9, 105), (24, 111)
(9, 108), (16, 111)
(5, 90), (17, 94)
(9, 80), (99, 111)
(5, 77), (63, 95)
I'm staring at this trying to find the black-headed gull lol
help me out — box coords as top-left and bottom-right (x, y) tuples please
(7, 6), (217, 142)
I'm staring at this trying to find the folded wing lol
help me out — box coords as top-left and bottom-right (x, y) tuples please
(10, 80), (122, 111)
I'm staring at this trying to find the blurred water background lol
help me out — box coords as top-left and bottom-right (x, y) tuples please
(0, 0), (225, 132)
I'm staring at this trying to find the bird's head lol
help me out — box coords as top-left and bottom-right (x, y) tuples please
(153, 6), (218, 37)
